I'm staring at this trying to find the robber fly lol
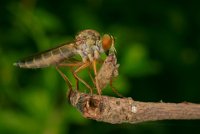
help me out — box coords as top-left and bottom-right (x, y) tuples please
(14, 29), (116, 94)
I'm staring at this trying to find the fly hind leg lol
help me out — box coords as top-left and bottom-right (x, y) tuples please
(110, 79), (124, 98)
(56, 66), (73, 91)
(73, 62), (93, 94)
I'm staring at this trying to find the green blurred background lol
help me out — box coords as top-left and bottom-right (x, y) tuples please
(0, 0), (199, 134)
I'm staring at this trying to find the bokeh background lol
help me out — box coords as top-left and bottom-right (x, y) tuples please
(0, 0), (200, 134)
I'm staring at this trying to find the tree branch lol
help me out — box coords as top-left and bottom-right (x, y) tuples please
(67, 53), (200, 124)
(68, 90), (200, 124)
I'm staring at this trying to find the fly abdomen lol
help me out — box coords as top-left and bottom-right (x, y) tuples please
(14, 43), (76, 69)
(13, 51), (62, 69)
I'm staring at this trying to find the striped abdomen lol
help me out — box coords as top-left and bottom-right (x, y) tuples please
(14, 43), (77, 68)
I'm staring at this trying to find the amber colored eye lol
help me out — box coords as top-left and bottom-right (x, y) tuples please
(102, 34), (112, 51)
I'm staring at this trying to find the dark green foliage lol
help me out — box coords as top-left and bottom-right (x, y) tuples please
(0, 0), (199, 134)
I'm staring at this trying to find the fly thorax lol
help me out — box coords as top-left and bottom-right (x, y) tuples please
(86, 38), (96, 47)
(96, 40), (104, 53)
(75, 29), (100, 46)
(74, 29), (102, 62)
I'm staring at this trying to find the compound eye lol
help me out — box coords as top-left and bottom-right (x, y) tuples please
(102, 34), (112, 51)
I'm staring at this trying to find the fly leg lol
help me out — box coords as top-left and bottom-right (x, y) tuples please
(110, 79), (124, 98)
(57, 62), (83, 91)
(93, 60), (101, 95)
(57, 62), (93, 93)
(56, 66), (73, 91)
(58, 62), (84, 67)
(87, 68), (95, 87)
(73, 62), (93, 94)
(59, 63), (81, 91)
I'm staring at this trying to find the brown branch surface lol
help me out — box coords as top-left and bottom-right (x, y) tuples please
(68, 90), (200, 124)
(68, 52), (200, 124)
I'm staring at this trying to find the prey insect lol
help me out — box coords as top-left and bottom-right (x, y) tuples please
(14, 29), (116, 94)
(96, 51), (123, 97)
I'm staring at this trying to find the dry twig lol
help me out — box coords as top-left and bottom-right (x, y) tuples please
(67, 51), (200, 124)
(68, 90), (200, 124)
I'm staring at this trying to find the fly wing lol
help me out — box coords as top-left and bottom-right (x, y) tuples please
(14, 42), (77, 69)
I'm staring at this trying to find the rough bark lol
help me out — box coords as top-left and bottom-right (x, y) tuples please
(68, 90), (200, 124)
(68, 50), (200, 124)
